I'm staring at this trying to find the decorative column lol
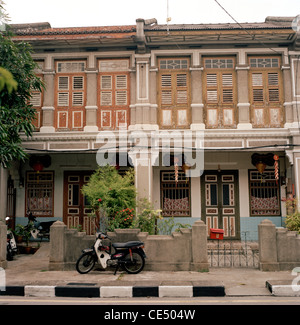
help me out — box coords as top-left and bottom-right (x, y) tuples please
(236, 65), (252, 129)
(40, 70), (56, 133)
(190, 53), (205, 130)
(282, 64), (293, 127)
(258, 219), (279, 271)
(84, 68), (99, 132)
(130, 54), (157, 130)
(191, 220), (209, 271)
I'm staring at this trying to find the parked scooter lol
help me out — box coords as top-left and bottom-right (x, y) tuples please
(76, 232), (146, 275)
(27, 212), (56, 241)
(7, 230), (17, 261)
(6, 217), (17, 261)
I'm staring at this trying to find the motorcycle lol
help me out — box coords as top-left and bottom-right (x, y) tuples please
(5, 217), (17, 261)
(27, 212), (56, 241)
(76, 232), (146, 275)
(7, 230), (17, 261)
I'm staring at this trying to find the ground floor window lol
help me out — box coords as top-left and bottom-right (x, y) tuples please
(161, 171), (190, 217)
(26, 171), (54, 217)
(249, 169), (280, 216)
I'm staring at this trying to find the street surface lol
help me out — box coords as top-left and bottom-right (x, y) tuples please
(0, 295), (300, 305)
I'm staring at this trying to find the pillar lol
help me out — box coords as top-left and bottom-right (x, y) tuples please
(191, 220), (209, 271)
(190, 66), (205, 130)
(236, 65), (252, 129)
(258, 219), (279, 271)
(49, 221), (67, 270)
(40, 70), (56, 133)
(0, 167), (8, 268)
(84, 68), (98, 132)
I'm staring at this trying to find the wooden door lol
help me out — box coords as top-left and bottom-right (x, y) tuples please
(63, 171), (95, 235)
(201, 171), (240, 239)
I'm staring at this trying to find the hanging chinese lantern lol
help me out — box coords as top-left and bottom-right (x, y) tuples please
(273, 155), (279, 184)
(255, 161), (266, 174)
(32, 161), (44, 173)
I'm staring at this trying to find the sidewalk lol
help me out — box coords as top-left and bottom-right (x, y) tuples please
(1, 243), (299, 298)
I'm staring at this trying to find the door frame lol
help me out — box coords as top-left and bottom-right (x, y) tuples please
(63, 170), (93, 233)
(201, 170), (240, 239)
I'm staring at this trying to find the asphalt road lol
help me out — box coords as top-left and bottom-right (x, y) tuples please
(1, 295), (300, 305)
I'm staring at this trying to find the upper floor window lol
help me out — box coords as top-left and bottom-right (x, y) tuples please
(158, 58), (190, 128)
(98, 59), (130, 130)
(54, 61), (86, 130)
(249, 56), (283, 127)
(203, 57), (237, 128)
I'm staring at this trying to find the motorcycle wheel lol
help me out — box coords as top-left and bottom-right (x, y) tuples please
(7, 247), (13, 261)
(122, 252), (145, 274)
(76, 252), (96, 274)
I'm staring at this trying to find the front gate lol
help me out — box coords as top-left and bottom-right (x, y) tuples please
(208, 232), (259, 268)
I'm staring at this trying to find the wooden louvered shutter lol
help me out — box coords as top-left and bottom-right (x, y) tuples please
(158, 58), (190, 128)
(203, 58), (236, 128)
(115, 75), (128, 106)
(249, 57), (283, 127)
(72, 76), (84, 106)
(100, 75), (113, 106)
(58, 76), (69, 106)
(98, 59), (130, 130)
(55, 61), (86, 130)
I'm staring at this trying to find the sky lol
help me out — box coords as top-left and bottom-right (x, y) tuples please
(3, 0), (300, 28)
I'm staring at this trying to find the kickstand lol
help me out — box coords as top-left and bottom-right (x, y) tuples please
(114, 264), (119, 275)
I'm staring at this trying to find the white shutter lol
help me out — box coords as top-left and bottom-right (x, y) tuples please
(58, 92), (69, 106)
(116, 75), (127, 89)
(101, 92), (112, 106)
(30, 92), (41, 107)
(101, 75), (112, 89)
(207, 90), (218, 102)
(73, 76), (84, 90)
(222, 74), (233, 87)
(206, 74), (217, 87)
(252, 73), (263, 86)
(161, 90), (172, 105)
(58, 76), (69, 90)
(116, 91), (127, 105)
(253, 89), (264, 102)
(177, 74), (187, 87)
(161, 74), (172, 87)
(268, 73), (278, 86)
(72, 92), (83, 106)
(100, 75), (112, 106)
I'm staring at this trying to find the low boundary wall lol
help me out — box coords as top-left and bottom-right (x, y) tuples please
(258, 219), (300, 271)
(49, 220), (209, 272)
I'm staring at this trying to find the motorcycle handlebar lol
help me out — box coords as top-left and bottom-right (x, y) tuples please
(96, 232), (109, 240)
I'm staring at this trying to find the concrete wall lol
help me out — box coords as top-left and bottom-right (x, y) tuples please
(49, 220), (209, 272)
(258, 219), (300, 271)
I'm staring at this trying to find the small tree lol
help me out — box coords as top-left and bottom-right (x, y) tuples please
(0, 4), (44, 167)
(284, 198), (300, 234)
(81, 165), (136, 231)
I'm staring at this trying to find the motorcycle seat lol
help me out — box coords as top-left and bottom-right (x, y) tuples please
(112, 241), (143, 249)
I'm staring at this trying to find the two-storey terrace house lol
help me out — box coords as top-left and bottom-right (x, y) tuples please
(2, 16), (300, 240)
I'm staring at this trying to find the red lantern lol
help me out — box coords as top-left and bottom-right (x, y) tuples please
(33, 161), (44, 173)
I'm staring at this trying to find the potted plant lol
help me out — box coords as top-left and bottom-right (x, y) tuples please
(14, 224), (26, 243)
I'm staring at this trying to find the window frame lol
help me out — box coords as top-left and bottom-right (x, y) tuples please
(160, 170), (191, 217)
(203, 56), (237, 128)
(248, 56), (284, 128)
(158, 57), (191, 129)
(25, 171), (55, 218)
(248, 169), (281, 216)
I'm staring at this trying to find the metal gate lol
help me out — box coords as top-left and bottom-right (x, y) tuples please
(208, 232), (259, 268)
